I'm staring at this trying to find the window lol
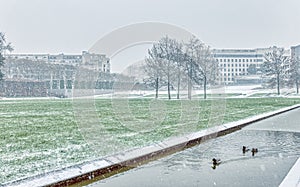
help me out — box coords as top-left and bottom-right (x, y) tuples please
(60, 80), (64, 89)
(67, 80), (72, 89)
(220, 59), (222, 62)
(224, 59), (226, 62)
(239, 59), (241, 62)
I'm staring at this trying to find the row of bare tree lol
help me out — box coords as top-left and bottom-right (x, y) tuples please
(144, 36), (217, 100)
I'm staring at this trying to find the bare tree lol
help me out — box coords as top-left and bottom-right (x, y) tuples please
(145, 36), (178, 100)
(195, 45), (217, 99)
(168, 38), (184, 99)
(159, 36), (177, 100)
(184, 37), (202, 99)
(184, 36), (217, 99)
(262, 46), (289, 95)
(0, 32), (13, 81)
(288, 57), (300, 94)
(144, 42), (165, 99)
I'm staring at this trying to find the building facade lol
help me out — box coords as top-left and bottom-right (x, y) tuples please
(291, 45), (300, 59)
(82, 51), (110, 72)
(2, 51), (111, 97)
(6, 51), (109, 70)
(213, 48), (289, 85)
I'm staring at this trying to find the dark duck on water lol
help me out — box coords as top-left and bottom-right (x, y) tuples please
(251, 148), (258, 156)
(242, 146), (250, 154)
(212, 158), (221, 165)
(211, 158), (221, 169)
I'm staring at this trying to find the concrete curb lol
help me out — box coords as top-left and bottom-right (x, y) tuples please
(4, 104), (300, 187)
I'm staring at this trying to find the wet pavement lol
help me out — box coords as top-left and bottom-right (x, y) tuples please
(88, 108), (300, 187)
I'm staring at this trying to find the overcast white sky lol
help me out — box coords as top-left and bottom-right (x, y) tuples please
(1, 0), (300, 72)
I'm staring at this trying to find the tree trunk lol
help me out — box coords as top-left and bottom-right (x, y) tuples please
(177, 70), (180, 99)
(168, 81), (171, 100)
(188, 60), (192, 100)
(188, 77), (191, 100)
(167, 73), (171, 100)
(296, 79), (299, 94)
(277, 73), (280, 95)
(155, 77), (159, 99)
(204, 76), (207, 99)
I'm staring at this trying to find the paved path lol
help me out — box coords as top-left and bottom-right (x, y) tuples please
(244, 108), (300, 133)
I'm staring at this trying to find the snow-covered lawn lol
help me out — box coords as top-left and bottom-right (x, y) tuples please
(0, 97), (299, 184)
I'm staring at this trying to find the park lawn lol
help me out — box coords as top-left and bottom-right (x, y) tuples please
(0, 97), (299, 183)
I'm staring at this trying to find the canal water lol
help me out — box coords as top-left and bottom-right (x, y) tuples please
(88, 109), (300, 187)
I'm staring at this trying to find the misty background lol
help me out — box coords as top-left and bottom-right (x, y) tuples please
(1, 0), (300, 72)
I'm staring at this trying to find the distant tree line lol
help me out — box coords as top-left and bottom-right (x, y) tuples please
(144, 36), (217, 100)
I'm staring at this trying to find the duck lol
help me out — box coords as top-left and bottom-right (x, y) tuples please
(212, 158), (221, 165)
(251, 148), (258, 156)
(242, 146), (250, 153)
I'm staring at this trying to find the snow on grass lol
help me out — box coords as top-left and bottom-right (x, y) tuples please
(0, 98), (300, 184)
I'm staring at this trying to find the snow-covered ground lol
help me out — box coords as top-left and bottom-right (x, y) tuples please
(104, 85), (300, 99)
